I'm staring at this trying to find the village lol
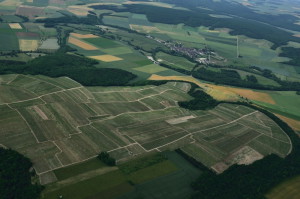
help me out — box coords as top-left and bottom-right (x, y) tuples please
(146, 34), (215, 64)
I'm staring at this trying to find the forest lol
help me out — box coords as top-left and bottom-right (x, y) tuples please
(192, 68), (269, 89)
(279, 47), (300, 67)
(159, 0), (300, 31)
(35, 14), (99, 27)
(0, 53), (137, 86)
(0, 148), (43, 199)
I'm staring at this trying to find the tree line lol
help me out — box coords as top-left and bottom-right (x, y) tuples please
(0, 53), (137, 86)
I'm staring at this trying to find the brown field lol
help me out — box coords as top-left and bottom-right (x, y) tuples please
(70, 33), (99, 39)
(16, 32), (39, 38)
(148, 74), (275, 104)
(9, 23), (22, 29)
(88, 55), (123, 62)
(16, 6), (44, 18)
(67, 5), (94, 16)
(68, 37), (98, 50)
(19, 39), (39, 51)
(276, 114), (300, 131)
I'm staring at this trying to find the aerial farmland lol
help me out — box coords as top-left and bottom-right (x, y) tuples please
(1, 0), (300, 199)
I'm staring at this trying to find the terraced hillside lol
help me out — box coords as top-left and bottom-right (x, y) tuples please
(0, 74), (291, 184)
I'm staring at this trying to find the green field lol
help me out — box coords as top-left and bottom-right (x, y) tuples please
(84, 37), (121, 49)
(0, 23), (19, 51)
(253, 91), (300, 121)
(156, 51), (196, 71)
(54, 158), (107, 181)
(103, 15), (131, 29)
(42, 152), (179, 199)
(0, 75), (292, 185)
(134, 64), (169, 73)
(0, 15), (24, 22)
(120, 151), (202, 199)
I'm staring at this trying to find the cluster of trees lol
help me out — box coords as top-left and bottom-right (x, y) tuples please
(36, 14), (99, 27)
(189, 102), (300, 199)
(97, 152), (116, 166)
(178, 84), (219, 110)
(90, 4), (300, 49)
(0, 53), (137, 86)
(191, 66), (300, 91)
(192, 68), (268, 89)
(0, 147), (43, 199)
(279, 47), (300, 67)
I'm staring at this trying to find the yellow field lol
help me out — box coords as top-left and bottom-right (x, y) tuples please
(148, 74), (274, 103)
(9, 23), (22, 29)
(70, 33), (99, 39)
(0, 0), (22, 7)
(208, 85), (275, 104)
(68, 37), (98, 50)
(266, 176), (300, 199)
(88, 55), (123, 62)
(124, 1), (173, 8)
(276, 114), (300, 131)
(19, 39), (39, 51)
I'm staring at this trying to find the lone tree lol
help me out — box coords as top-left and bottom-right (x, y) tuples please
(97, 152), (116, 166)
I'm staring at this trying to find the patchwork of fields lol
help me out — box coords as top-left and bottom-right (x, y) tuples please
(0, 74), (291, 184)
(100, 9), (300, 80)
(67, 32), (179, 79)
(0, 21), (58, 52)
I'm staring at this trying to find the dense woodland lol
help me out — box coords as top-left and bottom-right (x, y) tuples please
(160, 0), (300, 31)
(0, 148), (43, 199)
(279, 47), (300, 67)
(0, 53), (137, 86)
(91, 4), (300, 49)
(35, 14), (99, 27)
(192, 68), (270, 89)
